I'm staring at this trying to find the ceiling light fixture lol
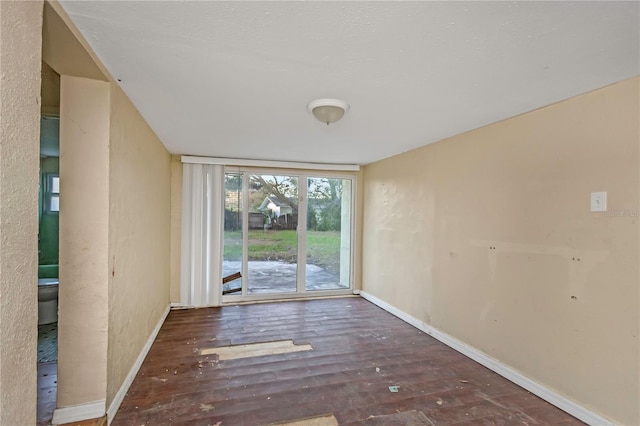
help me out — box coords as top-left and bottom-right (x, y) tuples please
(307, 98), (349, 125)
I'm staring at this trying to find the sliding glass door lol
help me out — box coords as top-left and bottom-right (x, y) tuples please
(222, 169), (353, 300)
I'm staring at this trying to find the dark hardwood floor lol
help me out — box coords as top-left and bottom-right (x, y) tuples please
(113, 297), (584, 425)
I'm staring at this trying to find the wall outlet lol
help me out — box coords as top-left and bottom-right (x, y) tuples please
(591, 192), (607, 212)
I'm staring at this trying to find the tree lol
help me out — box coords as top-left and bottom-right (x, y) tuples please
(308, 178), (343, 232)
(250, 175), (299, 214)
(225, 173), (242, 191)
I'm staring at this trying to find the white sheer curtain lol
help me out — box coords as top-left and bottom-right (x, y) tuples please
(180, 163), (224, 307)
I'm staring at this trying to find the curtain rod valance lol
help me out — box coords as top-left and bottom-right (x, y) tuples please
(181, 156), (360, 172)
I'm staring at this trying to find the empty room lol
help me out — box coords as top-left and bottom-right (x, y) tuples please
(0, 1), (638, 425)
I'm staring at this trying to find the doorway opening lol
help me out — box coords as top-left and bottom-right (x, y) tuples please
(37, 113), (60, 425)
(37, 59), (61, 425)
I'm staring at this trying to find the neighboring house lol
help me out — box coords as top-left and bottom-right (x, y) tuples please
(259, 196), (295, 225)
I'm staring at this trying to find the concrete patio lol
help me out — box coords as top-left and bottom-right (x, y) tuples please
(222, 260), (348, 294)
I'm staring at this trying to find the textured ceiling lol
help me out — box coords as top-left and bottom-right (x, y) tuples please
(59, 1), (639, 165)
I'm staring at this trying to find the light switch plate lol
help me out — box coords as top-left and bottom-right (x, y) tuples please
(591, 192), (607, 212)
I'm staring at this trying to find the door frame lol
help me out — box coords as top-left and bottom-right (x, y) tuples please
(222, 167), (357, 303)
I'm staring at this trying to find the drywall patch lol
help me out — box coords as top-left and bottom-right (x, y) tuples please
(363, 410), (434, 425)
(199, 340), (312, 360)
(273, 414), (338, 426)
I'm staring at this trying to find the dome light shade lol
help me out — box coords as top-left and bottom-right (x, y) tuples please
(308, 99), (349, 125)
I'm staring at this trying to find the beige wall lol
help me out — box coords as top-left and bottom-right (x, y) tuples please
(42, 2), (106, 81)
(44, 1), (173, 416)
(362, 77), (639, 425)
(58, 75), (110, 407)
(41, 61), (60, 114)
(107, 85), (171, 407)
(0, 1), (43, 424)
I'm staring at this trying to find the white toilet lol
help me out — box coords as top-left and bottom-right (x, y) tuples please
(37, 278), (59, 325)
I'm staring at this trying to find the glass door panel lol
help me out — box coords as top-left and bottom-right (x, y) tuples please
(247, 174), (299, 294)
(305, 178), (351, 291)
(222, 173), (243, 295)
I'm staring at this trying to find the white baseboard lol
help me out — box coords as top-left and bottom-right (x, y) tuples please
(359, 291), (613, 426)
(52, 400), (105, 425)
(106, 304), (171, 424)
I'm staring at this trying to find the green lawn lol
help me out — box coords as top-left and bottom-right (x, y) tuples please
(224, 230), (341, 273)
